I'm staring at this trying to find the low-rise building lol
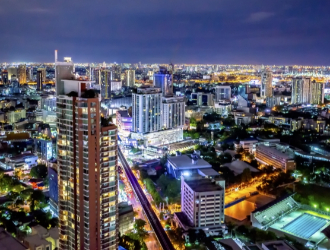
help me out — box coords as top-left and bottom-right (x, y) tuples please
(7, 109), (26, 124)
(5, 153), (38, 170)
(118, 202), (134, 235)
(23, 225), (59, 250)
(255, 144), (295, 172)
(167, 154), (212, 179)
(214, 100), (231, 116)
(0, 227), (28, 250)
(234, 139), (258, 152)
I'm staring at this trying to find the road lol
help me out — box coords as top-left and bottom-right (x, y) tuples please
(118, 148), (175, 250)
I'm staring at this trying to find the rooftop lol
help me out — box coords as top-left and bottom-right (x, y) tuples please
(257, 144), (293, 160)
(0, 228), (27, 250)
(168, 155), (211, 170)
(184, 177), (223, 192)
(223, 160), (259, 176)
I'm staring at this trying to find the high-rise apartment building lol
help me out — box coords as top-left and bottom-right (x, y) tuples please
(162, 96), (185, 129)
(7, 67), (17, 81)
(260, 68), (273, 98)
(56, 55), (118, 250)
(111, 65), (121, 80)
(18, 64), (27, 84)
(95, 69), (111, 100)
(125, 69), (135, 87)
(153, 67), (173, 97)
(215, 85), (231, 101)
(37, 68), (46, 91)
(309, 80), (325, 104)
(291, 77), (324, 104)
(1, 70), (8, 84)
(132, 87), (162, 133)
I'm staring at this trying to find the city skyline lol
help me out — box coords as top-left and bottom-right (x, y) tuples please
(1, 0), (330, 65)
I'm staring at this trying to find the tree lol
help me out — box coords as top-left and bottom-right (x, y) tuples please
(241, 168), (252, 183)
(30, 190), (46, 211)
(30, 165), (48, 179)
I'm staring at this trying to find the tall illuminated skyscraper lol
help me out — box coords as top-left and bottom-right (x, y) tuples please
(37, 68), (46, 91)
(125, 69), (135, 87)
(260, 68), (273, 98)
(17, 64), (27, 84)
(56, 53), (118, 250)
(153, 67), (173, 97)
(95, 69), (111, 100)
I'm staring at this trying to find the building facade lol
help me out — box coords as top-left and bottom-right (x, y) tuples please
(37, 68), (46, 91)
(260, 68), (273, 98)
(56, 57), (118, 250)
(215, 85), (231, 101)
(18, 64), (27, 84)
(162, 96), (185, 129)
(125, 69), (135, 87)
(153, 67), (173, 97)
(180, 175), (225, 231)
(132, 87), (162, 133)
(255, 144), (295, 172)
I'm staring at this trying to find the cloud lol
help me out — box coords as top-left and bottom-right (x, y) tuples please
(246, 11), (275, 22)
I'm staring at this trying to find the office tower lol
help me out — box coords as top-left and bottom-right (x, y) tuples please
(7, 67), (17, 81)
(111, 64), (121, 80)
(17, 64), (27, 84)
(162, 96), (185, 129)
(181, 175), (225, 229)
(260, 68), (273, 98)
(37, 68), (46, 91)
(132, 87), (162, 133)
(125, 69), (135, 87)
(215, 85), (231, 101)
(291, 77), (311, 104)
(1, 70), (8, 84)
(153, 67), (173, 97)
(56, 56), (118, 250)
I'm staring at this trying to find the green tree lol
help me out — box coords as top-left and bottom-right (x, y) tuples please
(30, 164), (48, 179)
(30, 190), (46, 211)
(241, 168), (252, 183)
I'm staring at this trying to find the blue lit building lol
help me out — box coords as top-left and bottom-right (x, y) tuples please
(48, 166), (58, 217)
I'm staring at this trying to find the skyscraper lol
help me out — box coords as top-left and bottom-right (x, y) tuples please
(162, 96), (185, 129)
(56, 55), (118, 250)
(153, 67), (173, 97)
(111, 64), (121, 80)
(1, 70), (8, 84)
(95, 69), (111, 100)
(37, 68), (46, 91)
(125, 69), (135, 87)
(260, 68), (273, 98)
(7, 67), (17, 81)
(132, 87), (162, 133)
(17, 64), (27, 84)
(291, 77), (324, 104)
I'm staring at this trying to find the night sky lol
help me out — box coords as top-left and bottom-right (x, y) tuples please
(2, 0), (330, 65)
